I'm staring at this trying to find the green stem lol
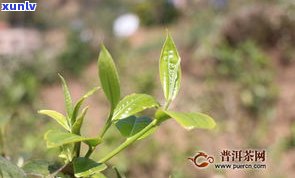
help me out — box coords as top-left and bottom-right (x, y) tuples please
(74, 142), (81, 157)
(85, 145), (93, 158)
(84, 114), (113, 158)
(99, 114), (113, 138)
(100, 119), (112, 138)
(99, 119), (158, 163)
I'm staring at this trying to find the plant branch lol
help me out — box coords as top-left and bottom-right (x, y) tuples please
(99, 114), (113, 138)
(74, 142), (81, 157)
(85, 145), (93, 158)
(84, 114), (113, 158)
(99, 119), (158, 163)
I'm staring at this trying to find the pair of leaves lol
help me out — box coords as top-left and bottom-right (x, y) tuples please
(46, 74), (98, 127)
(98, 33), (181, 113)
(97, 47), (160, 139)
(39, 81), (99, 133)
(98, 45), (160, 140)
(71, 87), (100, 125)
(98, 35), (215, 139)
(72, 107), (89, 135)
(159, 34), (216, 130)
(44, 130), (101, 148)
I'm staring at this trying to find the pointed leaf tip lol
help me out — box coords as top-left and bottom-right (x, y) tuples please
(38, 110), (70, 131)
(71, 86), (100, 124)
(58, 74), (73, 119)
(72, 106), (89, 134)
(98, 45), (121, 111)
(159, 33), (181, 106)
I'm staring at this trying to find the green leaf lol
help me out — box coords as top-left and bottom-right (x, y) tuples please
(159, 33), (181, 103)
(0, 156), (26, 178)
(112, 94), (159, 122)
(44, 130), (101, 148)
(98, 45), (121, 111)
(22, 160), (55, 177)
(71, 87), (100, 125)
(73, 157), (107, 178)
(115, 116), (152, 137)
(59, 74), (73, 118)
(163, 111), (216, 130)
(72, 107), (89, 135)
(38, 110), (70, 131)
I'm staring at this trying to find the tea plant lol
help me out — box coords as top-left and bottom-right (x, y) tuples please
(0, 33), (216, 178)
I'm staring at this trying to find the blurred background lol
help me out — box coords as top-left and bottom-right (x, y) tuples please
(0, 0), (295, 177)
